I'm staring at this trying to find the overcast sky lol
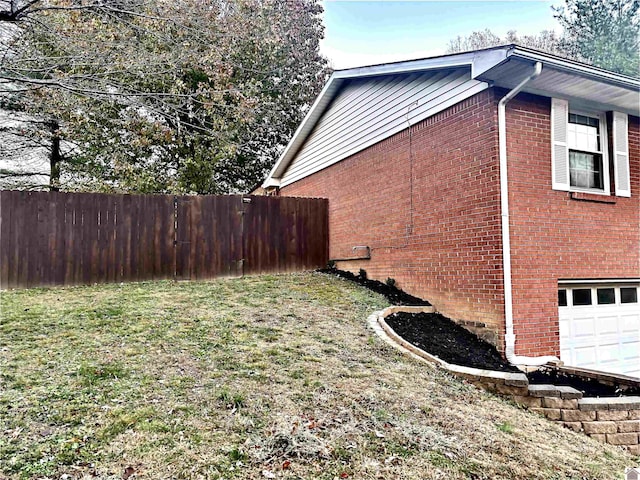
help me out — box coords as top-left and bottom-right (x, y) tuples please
(320, 0), (559, 69)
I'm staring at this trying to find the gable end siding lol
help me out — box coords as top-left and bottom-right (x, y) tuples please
(279, 68), (488, 187)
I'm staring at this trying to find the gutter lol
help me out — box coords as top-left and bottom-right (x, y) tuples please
(498, 61), (559, 367)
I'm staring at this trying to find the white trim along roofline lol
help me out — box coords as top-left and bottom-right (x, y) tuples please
(504, 45), (640, 90)
(263, 44), (640, 188)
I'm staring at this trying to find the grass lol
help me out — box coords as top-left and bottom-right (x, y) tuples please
(0, 272), (636, 479)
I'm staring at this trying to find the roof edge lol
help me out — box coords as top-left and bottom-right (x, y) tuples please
(264, 73), (345, 183)
(333, 50), (478, 79)
(264, 45), (640, 188)
(506, 45), (640, 89)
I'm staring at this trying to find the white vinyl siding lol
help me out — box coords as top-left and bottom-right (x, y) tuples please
(551, 98), (570, 191)
(279, 68), (487, 187)
(613, 111), (631, 197)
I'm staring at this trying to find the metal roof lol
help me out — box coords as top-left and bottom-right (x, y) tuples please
(264, 45), (640, 188)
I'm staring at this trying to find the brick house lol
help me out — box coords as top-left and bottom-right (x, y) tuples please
(262, 45), (640, 378)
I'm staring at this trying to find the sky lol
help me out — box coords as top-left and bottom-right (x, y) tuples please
(320, 1), (559, 69)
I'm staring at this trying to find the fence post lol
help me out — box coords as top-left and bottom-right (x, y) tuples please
(173, 195), (178, 281)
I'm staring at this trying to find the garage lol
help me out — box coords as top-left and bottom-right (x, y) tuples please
(558, 282), (640, 379)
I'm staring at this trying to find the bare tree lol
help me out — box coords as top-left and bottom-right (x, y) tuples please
(446, 28), (566, 56)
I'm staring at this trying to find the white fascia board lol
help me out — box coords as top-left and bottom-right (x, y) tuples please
(262, 177), (280, 188)
(470, 47), (510, 78)
(507, 47), (640, 90)
(334, 51), (477, 79)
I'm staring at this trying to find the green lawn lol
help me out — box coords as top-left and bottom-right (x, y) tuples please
(0, 273), (635, 479)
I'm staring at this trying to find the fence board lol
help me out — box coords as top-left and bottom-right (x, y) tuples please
(63, 193), (76, 284)
(97, 195), (107, 284)
(106, 194), (117, 283)
(26, 192), (39, 286)
(0, 191), (328, 289)
(0, 192), (10, 288)
(130, 194), (142, 282)
(175, 195), (190, 281)
(243, 195), (328, 275)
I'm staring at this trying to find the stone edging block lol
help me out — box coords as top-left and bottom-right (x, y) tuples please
(528, 385), (560, 398)
(579, 397), (640, 411)
(383, 305), (436, 315)
(374, 306), (530, 387)
(556, 386), (583, 399)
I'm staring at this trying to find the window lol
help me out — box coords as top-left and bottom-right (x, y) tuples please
(551, 99), (631, 197)
(568, 113), (604, 190)
(572, 288), (592, 306)
(559, 284), (639, 307)
(596, 288), (615, 304)
(558, 289), (567, 307)
(621, 287), (638, 304)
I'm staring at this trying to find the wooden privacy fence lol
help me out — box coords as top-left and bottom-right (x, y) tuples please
(0, 191), (328, 289)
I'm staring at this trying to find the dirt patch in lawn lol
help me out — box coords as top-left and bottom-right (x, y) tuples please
(384, 311), (521, 373)
(317, 268), (430, 306)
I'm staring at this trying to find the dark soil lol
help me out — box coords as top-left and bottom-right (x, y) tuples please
(385, 312), (639, 396)
(317, 268), (430, 306)
(320, 268), (639, 397)
(528, 367), (640, 398)
(385, 311), (521, 373)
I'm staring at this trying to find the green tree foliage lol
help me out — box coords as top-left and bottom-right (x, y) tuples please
(446, 2), (639, 77)
(0, 0), (329, 193)
(553, 0), (639, 77)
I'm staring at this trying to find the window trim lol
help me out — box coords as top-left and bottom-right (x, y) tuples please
(550, 98), (631, 197)
(567, 109), (610, 195)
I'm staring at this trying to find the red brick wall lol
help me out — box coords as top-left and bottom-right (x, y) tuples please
(279, 87), (639, 358)
(505, 92), (640, 357)
(281, 90), (507, 338)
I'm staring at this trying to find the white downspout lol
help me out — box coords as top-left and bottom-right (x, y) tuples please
(498, 62), (559, 366)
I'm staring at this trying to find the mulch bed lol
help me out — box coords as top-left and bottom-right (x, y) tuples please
(385, 311), (521, 373)
(317, 268), (430, 306)
(528, 367), (640, 397)
(319, 268), (639, 396)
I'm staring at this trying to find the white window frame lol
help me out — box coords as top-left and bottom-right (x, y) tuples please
(567, 109), (610, 195)
(551, 98), (632, 197)
(558, 284), (640, 308)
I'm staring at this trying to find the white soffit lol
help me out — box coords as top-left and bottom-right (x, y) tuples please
(477, 55), (640, 116)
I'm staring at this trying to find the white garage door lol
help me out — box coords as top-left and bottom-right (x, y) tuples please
(558, 283), (640, 379)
